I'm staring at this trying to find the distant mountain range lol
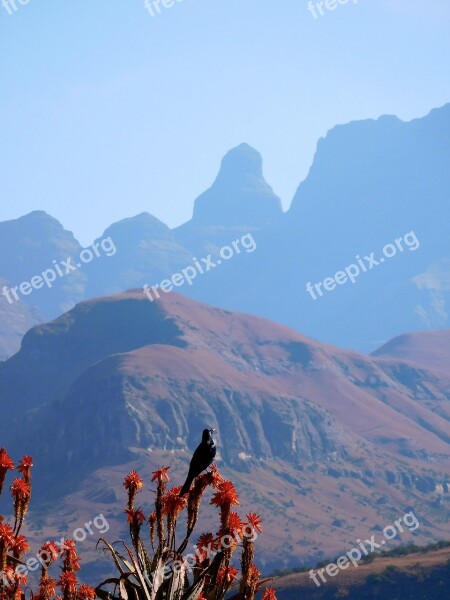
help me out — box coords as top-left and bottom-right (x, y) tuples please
(1, 291), (449, 572)
(1, 103), (449, 358)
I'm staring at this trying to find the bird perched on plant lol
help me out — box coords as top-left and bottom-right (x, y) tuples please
(179, 428), (217, 496)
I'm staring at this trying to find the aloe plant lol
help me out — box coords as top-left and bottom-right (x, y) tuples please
(95, 466), (277, 600)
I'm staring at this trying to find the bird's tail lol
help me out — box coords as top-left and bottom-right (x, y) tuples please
(179, 476), (193, 496)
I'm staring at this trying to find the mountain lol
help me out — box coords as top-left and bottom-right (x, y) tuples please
(283, 103), (450, 350)
(371, 329), (450, 373)
(274, 543), (450, 599)
(84, 212), (192, 297)
(174, 143), (283, 256)
(0, 211), (86, 319)
(173, 105), (450, 353)
(192, 104), (450, 352)
(1, 291), (450, 572)
(0, 277), (42, 360)
(1, 104), (450, 357)
(187, 143), (282, 228)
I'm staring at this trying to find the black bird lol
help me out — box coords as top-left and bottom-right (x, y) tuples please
(179, 428), (217, 496)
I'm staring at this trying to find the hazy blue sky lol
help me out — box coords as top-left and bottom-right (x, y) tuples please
(1, 0), (449, 245)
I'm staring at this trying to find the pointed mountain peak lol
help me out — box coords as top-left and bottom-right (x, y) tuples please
(192, 144), (282, 227)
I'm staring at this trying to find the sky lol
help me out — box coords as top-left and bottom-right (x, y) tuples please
(1, 0), (449, 246)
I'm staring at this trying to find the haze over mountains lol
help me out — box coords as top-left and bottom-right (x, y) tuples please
(0, 103), (449, 358)
(1, 96), (449, 573)
(0, 291), (449, 572)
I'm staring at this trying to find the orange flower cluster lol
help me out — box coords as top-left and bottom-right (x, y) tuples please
(262, 588), (277, 600)
(61, 540), (81, 573)
(76, 584), (96, 600)
(217, 564), (239, 586)
(124, 508), (146, 525)
(18, 457), (33, 483)
(10, 478), (31, 533)
(195, 532), (218, 563)
(211, 480), (240, 533)
(35, 574), (58, 600)
(124, 470), (145, 492)
(113, 463), (278, 599)
(123, 471), (145, 511)
(0, 449), (95, 600)
(186, 465), (223, 533)
(247, 513), (263, 534)
(2, 446), (278, 600)
(163, 487), (186, 520)
(151, 467), (170, 551)
(40, 541), (60, 566)
(0, 450), (14, 496)
(238, 511), (272, 600)
(211, 481), (240, 509)
(151, 466), (171, 484)
(0, 448), (32, 600)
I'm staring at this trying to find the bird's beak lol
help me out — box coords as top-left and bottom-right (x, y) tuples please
(211, 429), (217, 433)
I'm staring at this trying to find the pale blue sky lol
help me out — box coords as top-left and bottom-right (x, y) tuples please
(1, 0), (449, 245)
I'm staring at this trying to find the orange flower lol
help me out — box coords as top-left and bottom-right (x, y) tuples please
(10, 477), (31, 528)
(0, 522), (15, 546)
(0, 448), (15, 495)
(76, 584), (96, 600)
(208, 464), (225, 488)
(195, 533), (217, 563)
(197, 532), (216, 548)
(185, 471), (216, 533)
(18, 456), (33, 484)
(1, 565), (15, 587)
(251, 564), (261, 579)
(246, 513), (263, 533)
(10, 478), (30, 500)
(210, 481), (240, 508)
(61, 539), (80, 572)
(124, 508), (146, 525)
(163, 486), (186, 518)
(262, 587), (277, 600)
(123, 471), (144, 492)
(0, 522), (15, 571)
(217, 564), (239, 585)
(41, 541), (60, 564)
(18, 456), (33, 471)
(151, 466), (171, 483)
(228, 511), (245, 536)
(12, 565), (28, 585)
(0, 448), (14, 471)
(13, 535), (30, 558)
(37, 574), (57, 600)
(58, 571), (78, 594)
(124, 471), (144, 511)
